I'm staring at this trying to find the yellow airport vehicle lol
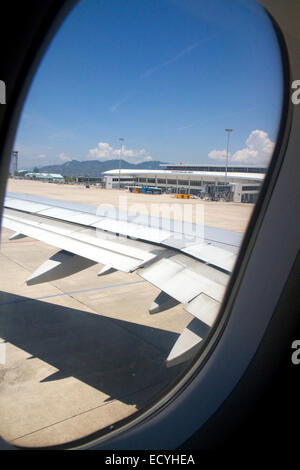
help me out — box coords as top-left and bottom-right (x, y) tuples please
(174, 193), (191, 199)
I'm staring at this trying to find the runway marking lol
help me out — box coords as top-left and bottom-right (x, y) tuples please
(0, 280), (147, 306)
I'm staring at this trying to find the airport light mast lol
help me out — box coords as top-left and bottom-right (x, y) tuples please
(225, 129), (233, 184)
(11, 150), (18, 178)
(119, 137), (124, 189)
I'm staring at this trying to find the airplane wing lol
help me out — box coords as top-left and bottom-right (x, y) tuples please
(1, 193), (238, 366)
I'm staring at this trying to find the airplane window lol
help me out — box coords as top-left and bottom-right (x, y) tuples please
(0, 0), (284, 448)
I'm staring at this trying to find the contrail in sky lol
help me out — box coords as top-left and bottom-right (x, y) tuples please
(140, 42), (200, 79)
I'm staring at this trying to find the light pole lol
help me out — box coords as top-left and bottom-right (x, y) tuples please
(225, 129), (233, 184)
(119, 137), (124, 189)
(11, 150), (18, 178)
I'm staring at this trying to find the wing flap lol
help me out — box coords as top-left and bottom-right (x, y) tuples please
(92, 218), (171, 243)
(138, 252), (228, 304)
(182, 243), (236, 272)
(184, 293), (220, 326)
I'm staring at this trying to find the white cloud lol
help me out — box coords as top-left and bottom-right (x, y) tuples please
(232, 130), (275, 164)
(58, 152), (72, 162)
(208, 149), (231, 161)
(88, 141), (152, 163)
(89, 142), (114, 159)
(208, 130), (275, 166)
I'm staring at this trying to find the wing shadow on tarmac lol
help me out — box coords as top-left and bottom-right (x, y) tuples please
(0, 291), (191, 410)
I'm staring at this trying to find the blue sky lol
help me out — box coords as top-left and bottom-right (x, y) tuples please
(14, 0), (284, 169)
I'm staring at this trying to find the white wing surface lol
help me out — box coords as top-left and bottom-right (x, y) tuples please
(2, 194), (239, 365)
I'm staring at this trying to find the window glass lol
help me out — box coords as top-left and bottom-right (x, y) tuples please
(0, 0), (283, 447)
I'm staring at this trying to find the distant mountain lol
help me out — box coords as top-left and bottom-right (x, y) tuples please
(37, 159), (167, 177)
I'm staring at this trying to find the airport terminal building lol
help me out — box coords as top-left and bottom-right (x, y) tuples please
(103, 164), (266, 203)
(24, 172), (65, 183)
